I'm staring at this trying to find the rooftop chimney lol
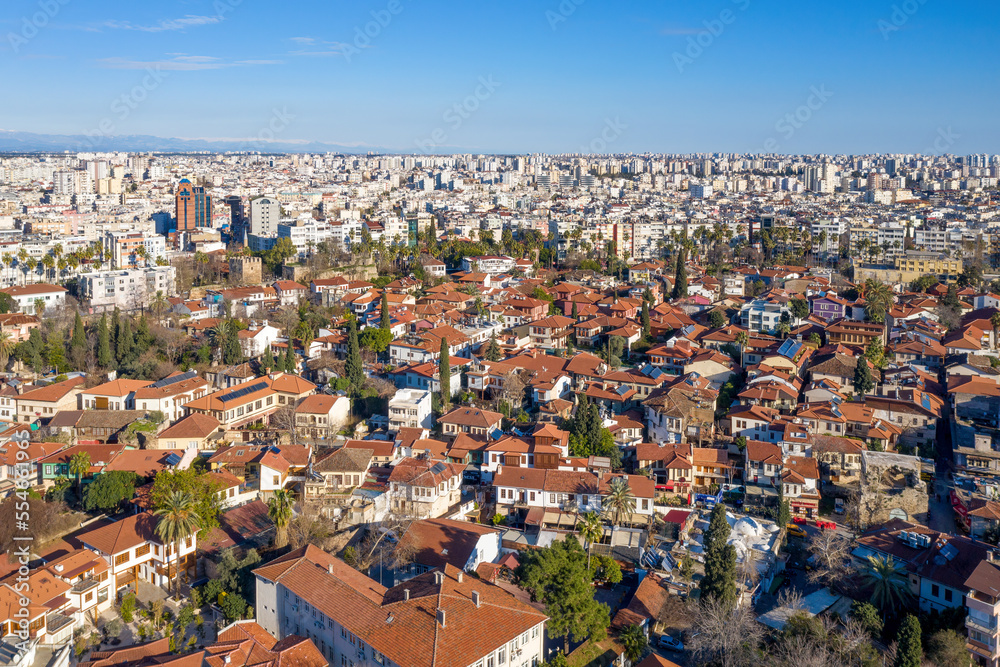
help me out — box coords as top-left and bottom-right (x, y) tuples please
(328, 564), (334, 574)
(403, 588), (410, 601)
(434, 571), (444, 584)
(472, 591), (481, 608)
(436, 609), (446, 627)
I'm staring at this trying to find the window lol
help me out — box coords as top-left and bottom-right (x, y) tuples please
(945, 588), (953, 602)
(498, 647), (506, 664)
(114, 553), (129, 566)
(931, 584), (939, 597)
(135, 544), (150, 558)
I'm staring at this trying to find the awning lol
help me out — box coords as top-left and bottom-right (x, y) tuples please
(524, 506), (544, 526)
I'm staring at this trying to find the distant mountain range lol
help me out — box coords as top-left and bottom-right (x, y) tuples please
(0, 130), (476, 154)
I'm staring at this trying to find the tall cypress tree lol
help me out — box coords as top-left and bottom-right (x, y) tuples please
(97, 314), (112, 368)
(345, 320), (363, 390)
(571, 301), (578, 321)
(894, 615), (922, 667)
(261, 344), (275, 371)
(135, 316), (153, 354)
(116, 318), (133, 364)
(283, 342), (295, 373)
(380, 292), (391, 330)
(640, 301), (650, 340)
(439, 337), (451, 406)
(671, 249), (688, 300)
(484, 330), (502, 362)
(110, 308), (120, 354)
(71, 312), (86, 351)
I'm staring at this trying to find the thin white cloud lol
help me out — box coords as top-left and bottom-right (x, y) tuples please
(288, 39), (369, 57)
(101, 15), (222, 33)
(98, 54), (281, 70)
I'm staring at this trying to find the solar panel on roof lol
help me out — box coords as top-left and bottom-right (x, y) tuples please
(940, 542), (958, 561)
(430, 462), (447, 475)
(219, 381), (269, 403)
(151, 370), (198, 389)
(921, 394), (931, 410)
(649, 367), (664, 380)
(616, 385), (630, 396)
(164, 453), (181, 466)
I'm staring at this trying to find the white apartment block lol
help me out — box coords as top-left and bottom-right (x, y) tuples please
(78, 266), (177, 311)
(388, 388), (433, 431)
(250, 196), (281, 236)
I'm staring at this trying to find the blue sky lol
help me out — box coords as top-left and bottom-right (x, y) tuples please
(1, 0), (997, 154)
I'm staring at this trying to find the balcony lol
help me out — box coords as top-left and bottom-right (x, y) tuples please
(46, 612), (74, 635)
(71, 577), (100, 595)
(967, 615), (999, 636)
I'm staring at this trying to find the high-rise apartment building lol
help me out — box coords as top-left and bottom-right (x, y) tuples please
(250, 196), (280, 236)
(175, 178), (213, 231)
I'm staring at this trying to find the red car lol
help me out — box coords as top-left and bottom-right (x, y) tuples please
(792, 516), (808, 524)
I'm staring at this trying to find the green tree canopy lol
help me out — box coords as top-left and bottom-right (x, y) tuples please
(894, 614), (922, 667)
(360, 327), (393, 355)
(853, 357), (875, 397)
(345, 320), (364, 391)
(84, 471), (139, 511)
(515, 536), (611, 652)
(151, 468), (223, 538)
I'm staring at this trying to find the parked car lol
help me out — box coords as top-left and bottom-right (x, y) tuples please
(658, 635), (684, 652)
(792, 516), (808, 524)
(786, 523), (807, 539)
(834, 498), (845, 514)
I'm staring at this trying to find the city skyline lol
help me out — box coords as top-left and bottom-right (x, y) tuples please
(2, 0), (998, 154)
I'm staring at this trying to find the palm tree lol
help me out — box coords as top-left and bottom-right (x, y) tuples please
(602, 477), (636, 527)
(863, 554), (912, 614)
(150, 291), (169, 324)
(209, 320), (232, 351)
(618, 624), (647, 663)
(576, 511), (603, 570)
(862, 279), (892, 324)
(991, 312), (1000, 346)
(154, 491), (200, 600)
(0, 332), (14, 369)
(267, 489), (295, 548)
(69, 451), (91, 500)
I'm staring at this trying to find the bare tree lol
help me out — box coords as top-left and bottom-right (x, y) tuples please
(776, 586), (804, 613)
(689, 597), (763, 667)
(270, 404), (299, 445)
(808, 529), (852, 589)
(738, 547), (760, 586)
(496, 369), (528, 411)
(772, 634), (838, 667)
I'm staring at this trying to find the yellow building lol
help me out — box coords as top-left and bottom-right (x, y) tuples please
(855, 251), (962, 284)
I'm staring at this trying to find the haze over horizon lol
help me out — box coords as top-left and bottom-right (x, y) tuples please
(2, 0), (997, 154)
